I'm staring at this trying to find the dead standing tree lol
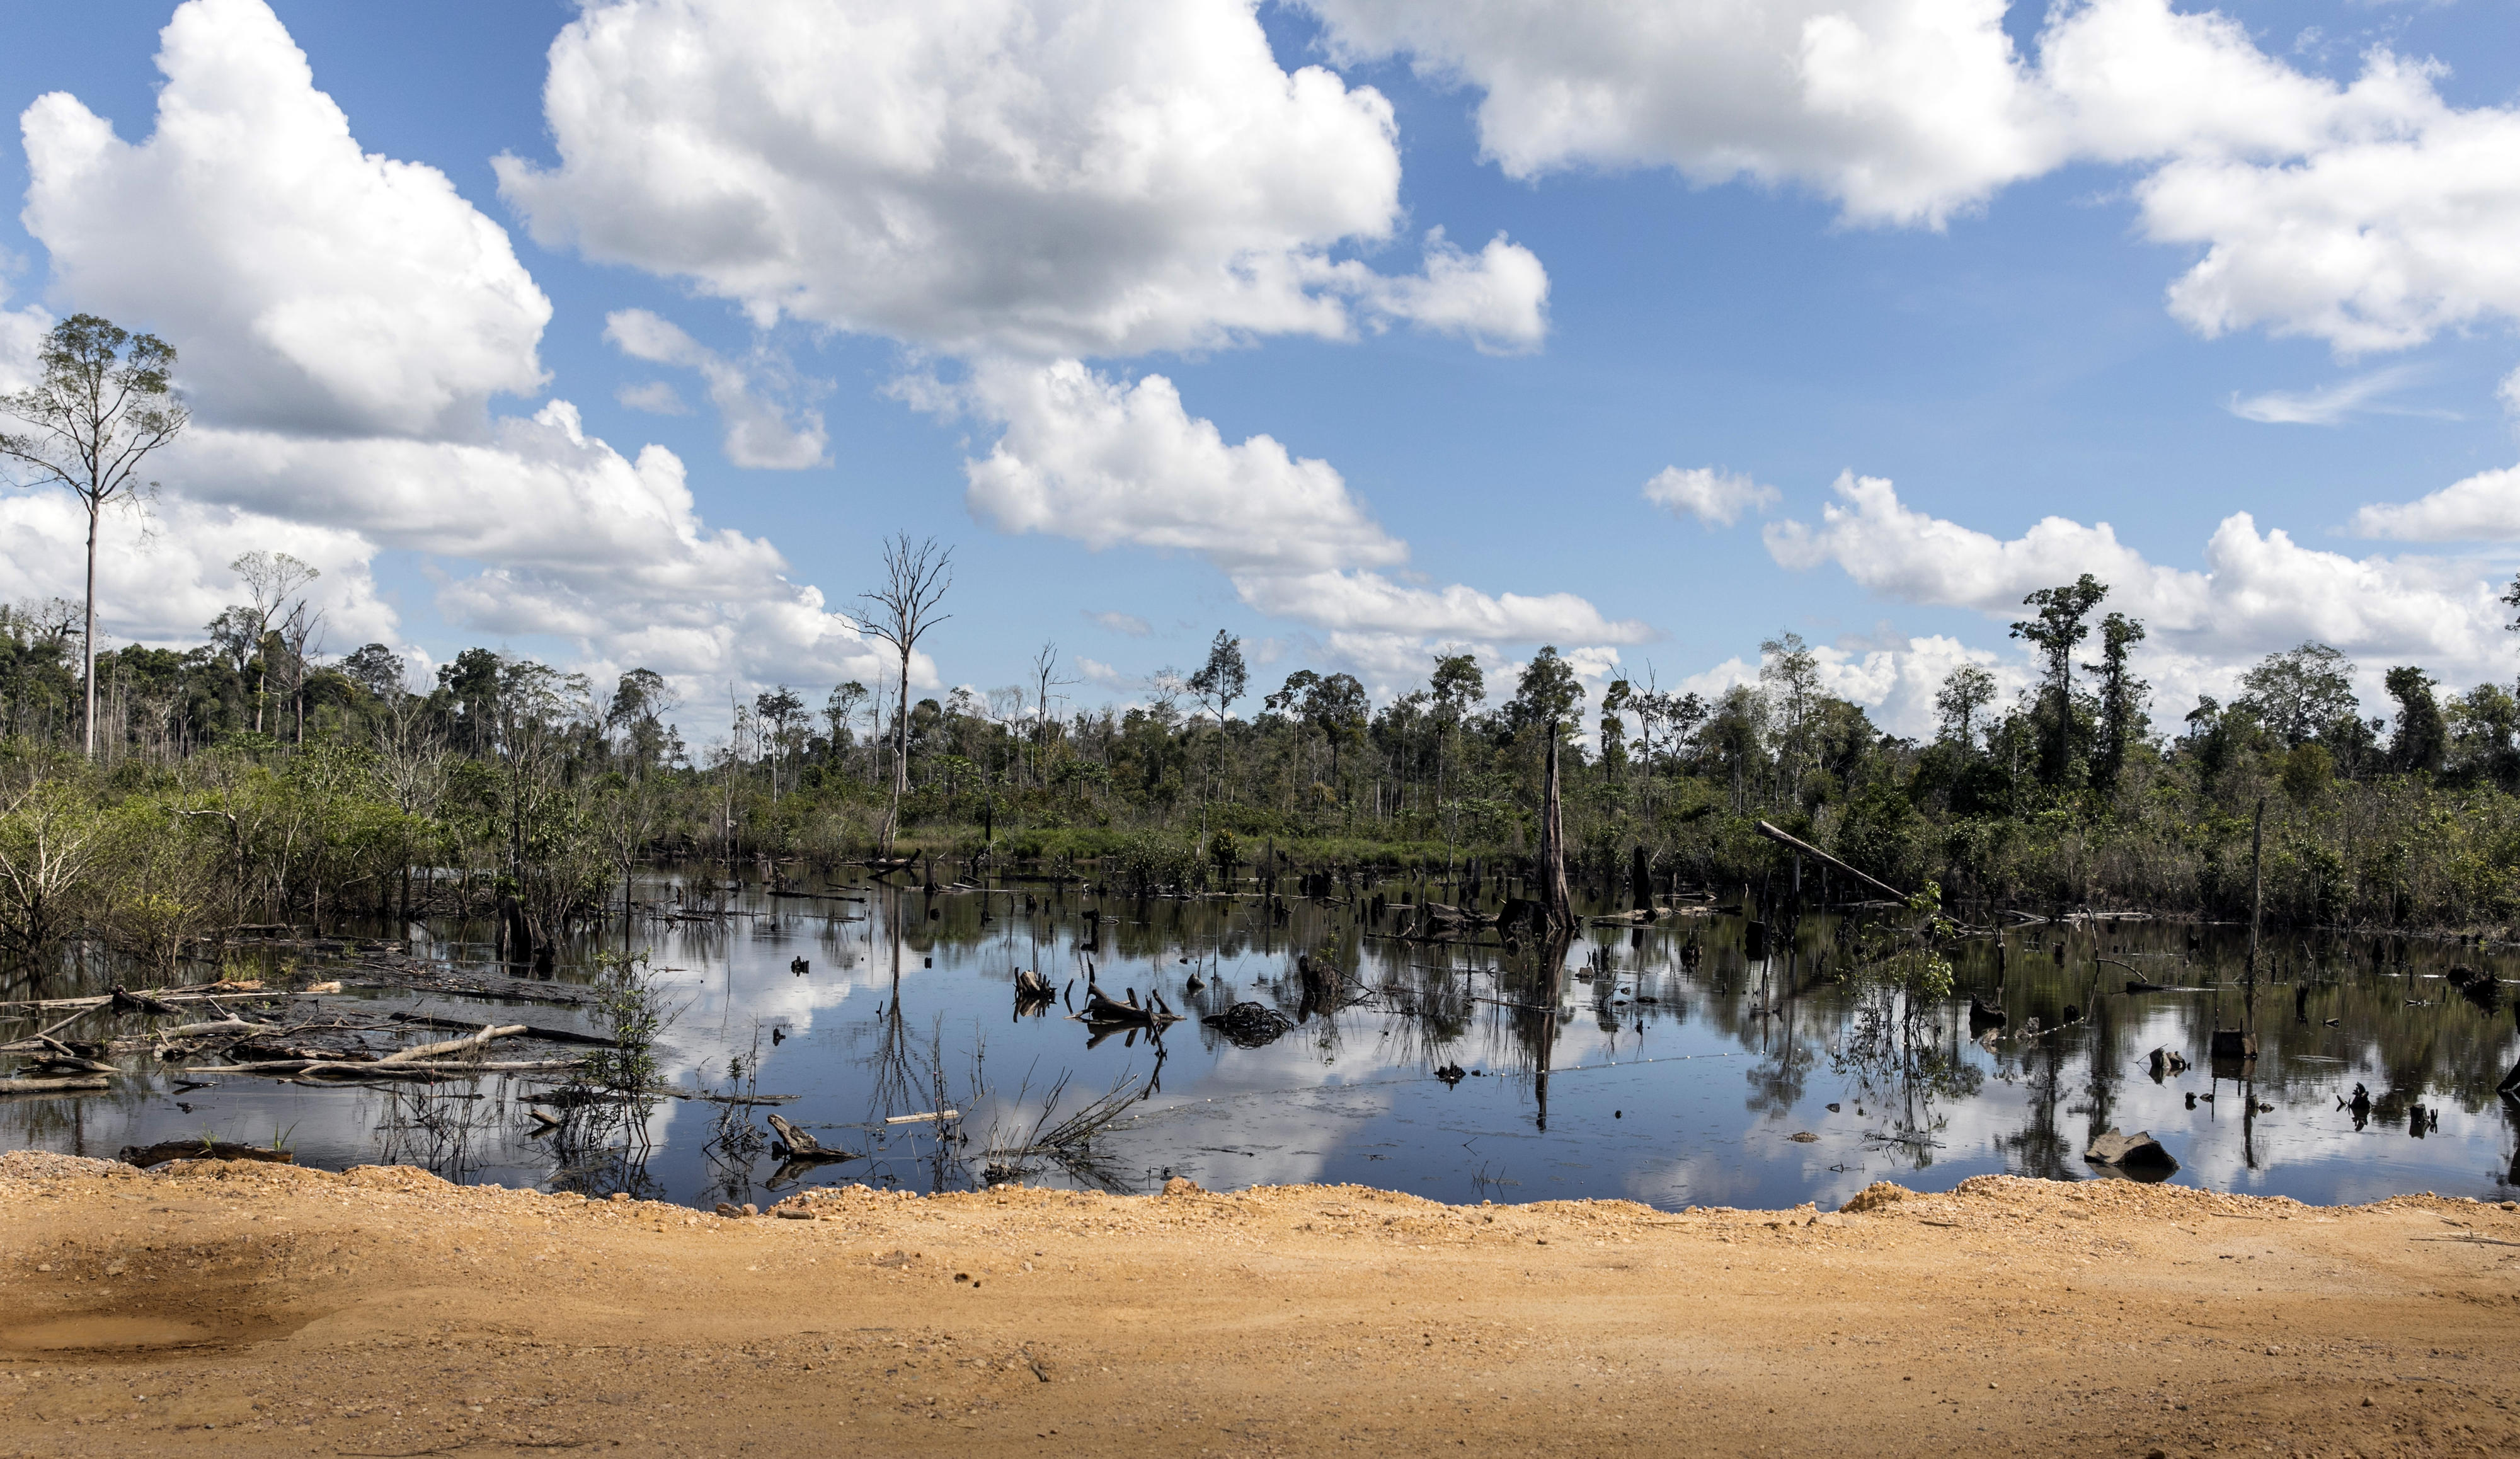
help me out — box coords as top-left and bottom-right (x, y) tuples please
(856, 535), (953, 855)
(0, 314), (188, 759)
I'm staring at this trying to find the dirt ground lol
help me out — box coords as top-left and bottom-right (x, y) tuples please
(0, 1152), (2514, 1458)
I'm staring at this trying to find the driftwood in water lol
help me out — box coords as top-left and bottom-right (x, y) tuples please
(120, 1140), (294, 1169)
(1081, 981), (1177, 1026)
(23, 1052), (116, 1075)
(379, 1024), (528, 1063)
(0, 985), (274, 1015)
(156, 1018), (269, 1039)
(387, 1012), (617, 1048)
(0, 1074), (110, 1094)
(766, 1112), (857, 1162)
(185, 1057), (582, 1079)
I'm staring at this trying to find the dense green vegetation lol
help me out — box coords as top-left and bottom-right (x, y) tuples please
(8, 554), (2520, 978)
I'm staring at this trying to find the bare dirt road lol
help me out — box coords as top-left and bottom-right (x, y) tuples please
(0, 1150), (2514, 1457)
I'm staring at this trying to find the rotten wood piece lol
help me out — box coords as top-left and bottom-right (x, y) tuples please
(183, 1057), (583, 1079)
(379, 1024), (529, 1063)
(0, 985), (279, 1015)
(1080, 983), (1179, 1026)
(0, 1074), (110, 1094)
(387, 1012), (619, 1048)
(766, 1112), (859, 1162)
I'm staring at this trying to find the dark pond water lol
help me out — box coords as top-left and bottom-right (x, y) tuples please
(6, 867), (2518, 1211)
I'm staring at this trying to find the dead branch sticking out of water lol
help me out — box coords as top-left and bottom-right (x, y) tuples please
(766, 1112), (857, 1163)
(1080, 982), (1179, 1026)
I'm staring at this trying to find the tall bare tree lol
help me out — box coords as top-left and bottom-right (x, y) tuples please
(1028, 641), (1072, 787)
(231, 551), (319, 735)
(856, 535), (952, 853)
(0, 315), (188, 758)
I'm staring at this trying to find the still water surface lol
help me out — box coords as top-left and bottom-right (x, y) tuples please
(7, 867), (2517, 1211)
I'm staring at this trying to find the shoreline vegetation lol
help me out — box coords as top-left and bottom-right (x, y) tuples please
(0, 1150), (2513, 1456)
(11, 560), (2520, 985)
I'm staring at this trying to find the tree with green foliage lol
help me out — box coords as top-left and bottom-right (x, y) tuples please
(1933, 663), (1996, 752)
(2010, 574), (2107, 787)
(2384, 666), (2446, 775)
(1187, 630), (1247, 723)
(1506, 646), (1583, 744)
(2087, 610), (2149, 792)
(1598, 678), (1633, 775)
(1, 314), (189, 758)
(2236, 642), (2357, 748)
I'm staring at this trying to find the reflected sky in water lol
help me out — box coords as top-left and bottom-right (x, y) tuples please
(6, 867), (2517, 1211)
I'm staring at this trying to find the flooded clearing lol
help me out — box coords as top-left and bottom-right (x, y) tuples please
(6, 866), (2517, 1211)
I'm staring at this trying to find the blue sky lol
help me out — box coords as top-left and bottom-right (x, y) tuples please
(4, 0), (2520, 740)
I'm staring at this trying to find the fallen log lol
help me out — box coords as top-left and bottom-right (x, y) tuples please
(183, 1058), (583, 1079)
(0, 988), (281, 1014)
(23, 1053), (117, 1075)
(387, 1012), (619, 1048)
(380, 1024), (527, 1063)
(0, 1074), (111, 1094)
(157, 1019), (270, 1039)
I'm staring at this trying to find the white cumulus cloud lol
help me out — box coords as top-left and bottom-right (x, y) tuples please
(965, 359), (1402, 576)
(499, 0), (1547, 358)
(1306, 0), (2063, 229)
(1307, 0), (2520, 357)
(957, 358), (1646, 648)
(0, 291), (47, 393)
(2349, 461), (2520, 544)
(1766, 469), (2507, 678)
(0, 490), (393, 649)
(176, 402), (890, 687)
(11, 0), (892, 709)
(20, 0), (550, 438)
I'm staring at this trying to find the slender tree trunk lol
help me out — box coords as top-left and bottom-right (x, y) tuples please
(1540, 724), (1573, 930)
(883, 651), (911, 854)
(81, 503), (98, 759)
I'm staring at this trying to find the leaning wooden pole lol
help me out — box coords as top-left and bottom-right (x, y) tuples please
(1751, 820), (1903, 901)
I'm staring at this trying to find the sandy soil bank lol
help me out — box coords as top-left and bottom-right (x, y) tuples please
(0, 1151), (2514, 1458)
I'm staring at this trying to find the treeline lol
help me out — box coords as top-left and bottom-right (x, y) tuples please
(6, 565), (2520, 976)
